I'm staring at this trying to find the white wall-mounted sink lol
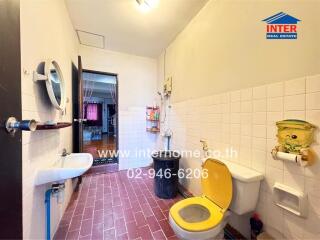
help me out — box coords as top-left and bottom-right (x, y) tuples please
(35, 153), (93, 186)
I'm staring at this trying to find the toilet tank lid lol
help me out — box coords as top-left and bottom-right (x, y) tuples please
(218, 160), (264, 182)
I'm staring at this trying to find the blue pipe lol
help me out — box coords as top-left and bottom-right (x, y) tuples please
(45, 189), (52, 240)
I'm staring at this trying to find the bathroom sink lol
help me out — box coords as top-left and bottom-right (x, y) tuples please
(35, 153), (93, 186)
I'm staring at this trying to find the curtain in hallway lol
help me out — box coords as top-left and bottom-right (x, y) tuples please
(86, 103), (98, 120)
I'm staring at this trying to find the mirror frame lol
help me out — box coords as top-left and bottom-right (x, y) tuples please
(44, 60), (66, 111)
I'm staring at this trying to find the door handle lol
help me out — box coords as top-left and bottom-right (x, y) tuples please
(5, 117), (37, 136)
(73, 119), (87, 123)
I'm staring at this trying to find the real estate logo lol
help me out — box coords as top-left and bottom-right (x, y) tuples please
(262, 12), (301, 39)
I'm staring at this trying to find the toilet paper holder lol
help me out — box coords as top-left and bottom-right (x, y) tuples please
(271, 146), (309, 167)
(271, 119), (316, 167)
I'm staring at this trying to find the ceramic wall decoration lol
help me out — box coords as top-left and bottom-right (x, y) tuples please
(276, 119), (315, 154)
(270, 119), (316, 167)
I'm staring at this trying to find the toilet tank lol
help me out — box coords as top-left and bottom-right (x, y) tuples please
(219, 160), (264, 215)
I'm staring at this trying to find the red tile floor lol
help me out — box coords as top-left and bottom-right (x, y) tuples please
(54, 168), (184, 240)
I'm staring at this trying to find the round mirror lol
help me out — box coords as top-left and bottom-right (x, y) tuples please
(45, 60), (66, 111)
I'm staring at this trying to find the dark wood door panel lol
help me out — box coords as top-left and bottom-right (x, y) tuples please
(0, 0), (23, 239)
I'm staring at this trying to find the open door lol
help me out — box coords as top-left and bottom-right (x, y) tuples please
(72, 56), (85, 152)
(0, 0), (23, 238)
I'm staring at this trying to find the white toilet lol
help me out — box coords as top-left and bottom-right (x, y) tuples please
(169, 158), (264, 240)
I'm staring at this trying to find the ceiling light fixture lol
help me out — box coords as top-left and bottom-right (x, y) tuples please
(136, 0), (159, 12)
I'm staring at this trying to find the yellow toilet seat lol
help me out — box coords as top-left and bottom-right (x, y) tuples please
(169, 196), (224, 232)
(170, 159), (233, 232)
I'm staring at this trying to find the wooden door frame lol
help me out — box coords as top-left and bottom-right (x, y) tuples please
(72, 62), (80, 153)
(81, 69), (119, 161)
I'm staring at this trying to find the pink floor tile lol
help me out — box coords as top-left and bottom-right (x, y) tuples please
(126, 221), (139, 239)
(134, 211), (147, 226)
(146, 197), (158, 208)
(53, 225), (68, 240)
(104, 228), (116, 240)
(113, 205), (124, 219)
(121, 198), (131, 210)
(152, 230), (166, 240)
(74, 203), (85, 216)
(94, 199), (104, 211)
(66, 230), (80, 240)
(83, 207), (94, 220)
(157, 200), (169, 211)
(54, 167), (183, 240)
(80, 219), (93, 237)
(124, 209), (135, 223)
(167, 235), (179, 240)
(91, 223), (104, 239)
(59, 212), (72, 227)
(138, 225), (153, 240)
(130, 201), (142, 213)
(79, 234), (91, 240)
(104, 206), (113, 216)
(93, 210), (104, 224)
(141, 203), (153, 218)
(96, 190), (104, 200)
(159, 219), (175, 238)
(104, 213), (114, 230)
(85, 197), (95, 208)
(146, 216), (161, 232)
(151, 207), (166, 221)
(162, 210), (170, 219)
(117, 233), (129, 240)
(69, 215), (82, 232)
(115, 218), (127, 236)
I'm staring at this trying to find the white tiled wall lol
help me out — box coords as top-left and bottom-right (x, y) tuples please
(164, 74), (320, 239)
(119, 107), (158, 170)
(20, 0), (79, 238)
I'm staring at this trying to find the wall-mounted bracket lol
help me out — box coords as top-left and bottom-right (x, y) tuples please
(33, 71), (48, 82)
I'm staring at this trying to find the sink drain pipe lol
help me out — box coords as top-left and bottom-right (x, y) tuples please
(45, 183), (65, 240)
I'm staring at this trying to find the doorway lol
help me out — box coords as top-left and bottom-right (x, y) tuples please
(73, 65), (119, 172)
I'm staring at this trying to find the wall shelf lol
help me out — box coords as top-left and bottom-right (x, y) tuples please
(146, 106), (159, 110)
(146, 106), (160, 133)
(146, 128), (160, 133)
(146, 118), (160, 122)
(36, 122), (72, 130)
(273, 182), (308, 217)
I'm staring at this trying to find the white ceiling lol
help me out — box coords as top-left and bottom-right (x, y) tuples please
(65, 0), (209, 58)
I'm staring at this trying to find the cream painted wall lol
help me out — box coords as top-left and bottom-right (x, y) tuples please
(157, 0), (320, 238)
(159, 0), (320, 102)
(79, 46), (159, 170)
(20, 0), (79, 238)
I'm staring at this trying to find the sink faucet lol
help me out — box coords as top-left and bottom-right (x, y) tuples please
(61, 148), (69, 157)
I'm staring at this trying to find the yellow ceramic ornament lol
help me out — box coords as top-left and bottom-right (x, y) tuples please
(276, 119), (315, 154)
